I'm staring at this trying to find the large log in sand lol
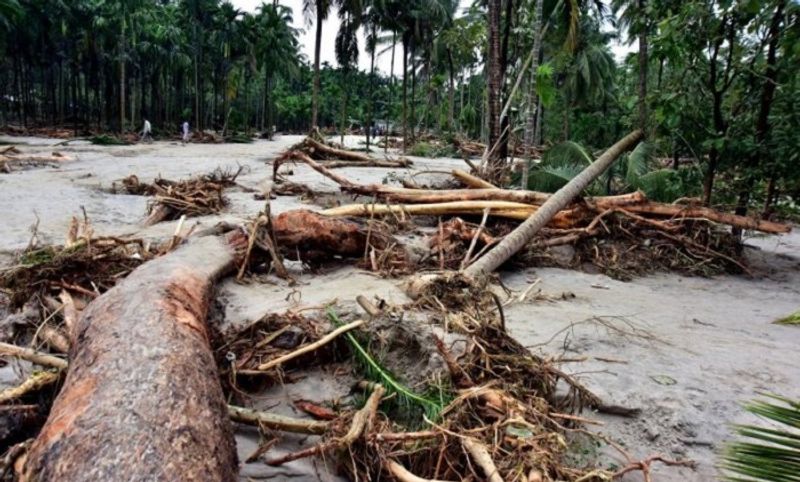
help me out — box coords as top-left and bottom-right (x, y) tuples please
(22, 231), (247, 482)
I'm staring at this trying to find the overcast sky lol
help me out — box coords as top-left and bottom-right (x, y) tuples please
(230, 0), (634, 75)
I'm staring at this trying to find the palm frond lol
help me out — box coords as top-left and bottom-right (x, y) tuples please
(775, 311), (800, 326)
(327, 310), (444, 421)
(633, 169), (682, 202)
(541, 141), (593, 167)
(722, 394), (800, 482)
(624, 141), (654, 187)
(527, 163), (586, 192)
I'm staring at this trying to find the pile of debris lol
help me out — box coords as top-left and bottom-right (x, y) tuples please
(111, 167), (244, 225)
(0, 130), (782, 481)
(0, 146), (73, 173)
(275, 130), (412, 172)
(0, 125), (75, 139)
(277, 154), (789, 278)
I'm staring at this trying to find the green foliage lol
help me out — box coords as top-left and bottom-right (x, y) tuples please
(535, 63), (557, 108)
(722, 394), (800, 481)
(775, 311), (800, 326)
(327, 310), (446, 423)
(408, 141), (455, 158)
(525, 141), (594, 192)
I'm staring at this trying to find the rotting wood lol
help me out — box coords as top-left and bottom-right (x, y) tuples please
(272, 209), (401, 261)
(21, 231), (247, 482)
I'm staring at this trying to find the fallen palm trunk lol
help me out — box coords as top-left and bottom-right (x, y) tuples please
(0, 152), (73, 164)
(620, 203), (790, 234)
(272, 209), (403, 263)
(464, 130), (644, 277)
(452, 169), (497, 189)
(272, 151), (650, 208)
(321, 201), (588, 228)
(0, 151), (73, 173)
(311, 158), (411, 168)
(22, 232), (246, 481)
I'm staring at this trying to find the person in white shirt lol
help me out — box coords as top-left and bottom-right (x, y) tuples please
(181, 121), (190, 145)
(141, 119), (153, 143)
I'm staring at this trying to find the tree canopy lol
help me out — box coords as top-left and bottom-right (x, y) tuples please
(0, 0), (797, 217)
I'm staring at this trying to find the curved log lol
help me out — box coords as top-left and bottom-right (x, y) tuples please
(22, 231), (247, 482)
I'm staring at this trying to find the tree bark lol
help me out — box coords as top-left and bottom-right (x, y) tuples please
(733, 0), (785, 220)
(22, 233), (246, 482)
(522, 0), (544, 186)
(402, 39), (408, 152)
(465, 130), (643, 277)
(366, 23), (377, 151)
(311, 2), (324, 129)
(637, 0), (648, 132)
(486, 0), (503, 171)
(118, 16), (126, 133)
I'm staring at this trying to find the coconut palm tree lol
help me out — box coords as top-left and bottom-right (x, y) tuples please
(256, 2), (300, 138)
(334, 0), (361, 143)
(486, 0), (503, 172)
(304, 0), (332, 129)
(612, 0), (649, 131)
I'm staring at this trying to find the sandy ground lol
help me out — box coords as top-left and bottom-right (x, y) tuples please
(1, 134), (798, 481)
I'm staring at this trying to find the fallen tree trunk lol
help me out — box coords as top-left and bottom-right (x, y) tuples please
(304, 137), (376, 162)
(313, 159), (411, 168)
(620, 203), (790, 234)
(274, 151), (649, 208)
(465, 130), (644, 277)
(452, 169), (497, 189)
(320, 200), (585, 227)
(274, 210), (379, 257)
(22, 231), (246, 482)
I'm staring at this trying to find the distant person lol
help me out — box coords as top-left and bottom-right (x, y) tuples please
(181, 121), (190, 145)
(140, 119), (153, 143)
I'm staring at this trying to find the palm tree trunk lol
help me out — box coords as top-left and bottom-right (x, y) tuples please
(486, 0), (503, 170)
(733, 0), (785, 223)
(340, 70), (348, 145)
(402, 39), (408, 152)
(465, 130), (643, 277)
(522, 0), (543, 186)
(637, 0), (648, 132)
(311, 3), (323, 129)
(410, 42), (417, 143)
(385, 32), (396, 154)
(366, 24), (376, 151)
(119, 17), (126, 132)
(264, 69), (273, 140)
(194, 53), (200, 132)
(447, 49), (456, 132)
